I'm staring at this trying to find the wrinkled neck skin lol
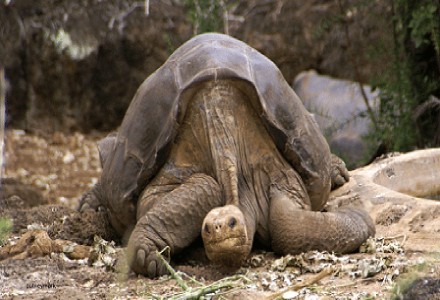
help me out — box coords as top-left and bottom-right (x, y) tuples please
(238, 194), (258, 249)
(190, 80), (288, 265)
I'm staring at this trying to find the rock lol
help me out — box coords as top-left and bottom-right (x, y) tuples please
(62, 151), (75, 164)
(400, 278), (440, 300)
(0, 230), (90, 261)
(294, 70), (380, 168)
(282, 290), (299, 299)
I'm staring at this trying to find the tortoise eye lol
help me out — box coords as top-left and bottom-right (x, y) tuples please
(204, 224), (210, 234)
(228, 217), (237, 228)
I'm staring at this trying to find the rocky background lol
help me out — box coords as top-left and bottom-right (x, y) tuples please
(1, 0), (393, 133)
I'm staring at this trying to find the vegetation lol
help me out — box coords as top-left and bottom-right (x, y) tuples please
(389, 257), (439, 299)
(184, 0), (230, 34)
(0, 217), (13, 246)
(370, 0), (440, 152)
(319, 0), (440, 154)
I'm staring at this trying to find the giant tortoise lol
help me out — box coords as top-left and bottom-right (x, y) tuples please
(80, 33), (375, 278)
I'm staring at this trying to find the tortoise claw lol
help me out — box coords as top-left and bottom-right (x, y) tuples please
(147, 258), (157, 278)
(331, 154), (350, 190)
(146, 251), (168, 278)
(78, 184), (104, 212)
(130, 245), (169, 278)
(136, 249), (146, 268)
(127, 225), (170, 278)
(79, 202), (91, 212)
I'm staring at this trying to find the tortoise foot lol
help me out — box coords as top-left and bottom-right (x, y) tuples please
(331, 154), (350, 189)
(127, 221), (169, 278)
(131, 243), (169, 278)
(78, 184), (105, 212)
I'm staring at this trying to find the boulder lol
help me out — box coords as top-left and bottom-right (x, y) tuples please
(293, 70), (379, 168)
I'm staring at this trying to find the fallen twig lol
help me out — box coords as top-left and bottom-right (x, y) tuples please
(266, 266), (334, 300)
(180, 272), (205, 287)
(381, 234), (407, 247)
(172, 279), (245, 300)
(152, 249), (250, 299)
(383, 234), (406, 242)
(156, 248), (189, 291)
(0, 68), (5, 181)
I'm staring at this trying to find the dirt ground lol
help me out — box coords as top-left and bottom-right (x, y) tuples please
(2, 129), (440, 299)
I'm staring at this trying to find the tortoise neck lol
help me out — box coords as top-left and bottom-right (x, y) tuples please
(193, 80), (249, 206)
(239, 195), (258, 245)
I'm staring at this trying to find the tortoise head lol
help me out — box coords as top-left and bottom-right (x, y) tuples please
(201, 205), (252, 267)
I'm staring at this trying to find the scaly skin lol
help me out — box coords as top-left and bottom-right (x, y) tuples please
(128, 174), (223, 277)
(125, 80), (375, 277)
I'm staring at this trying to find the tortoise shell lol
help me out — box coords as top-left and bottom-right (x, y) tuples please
(98, 33), (331, 232)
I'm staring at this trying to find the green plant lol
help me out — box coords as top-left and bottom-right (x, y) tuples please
(185, 0), (227, 35)
(369, 0), (440, 152)
(0, 217), (13, 246)
(162, 33), (176, 55)
(389, 261), (430, 299)
(409, 2), (440, 50)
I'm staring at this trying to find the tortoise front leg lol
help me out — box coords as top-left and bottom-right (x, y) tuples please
(268, 169), (375, 255)
(127, 173), (223, 278)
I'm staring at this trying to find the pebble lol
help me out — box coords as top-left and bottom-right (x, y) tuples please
(283, 290), (299, 299)
(63, 151), (75, 164)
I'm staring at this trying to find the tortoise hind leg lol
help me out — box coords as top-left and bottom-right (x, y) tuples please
(127, 173), (223, 278)
(78, 183), (104, 212)
(79, 133), (117, 213)
(268, 169), (375, 255)
(330, 154), (350, 190)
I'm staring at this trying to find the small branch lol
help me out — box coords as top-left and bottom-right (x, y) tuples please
(152, 249), (250, 299)
(173, 279), (244, 300)
(383, 234), (406, 241)
(266, 267), (334, 300)
(108, 2), (147, 33)
(357, 81), (378, 126)
(193, 0), (202, 35)
(336, 0), (379, 130)
(145, 0), (150, 16)
(401, 234), (407, 247)
(430, 10), (440, 74)
(0, 68), (5, 182)
(155, 248), (189, 291)
(180, 272), (205, 286)
(220, 0), (229, 35)
(295, 267), (334, 289)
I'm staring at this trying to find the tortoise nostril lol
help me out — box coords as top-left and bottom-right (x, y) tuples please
(228, 217), (237, 228)
(204, 224), (210, 234)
